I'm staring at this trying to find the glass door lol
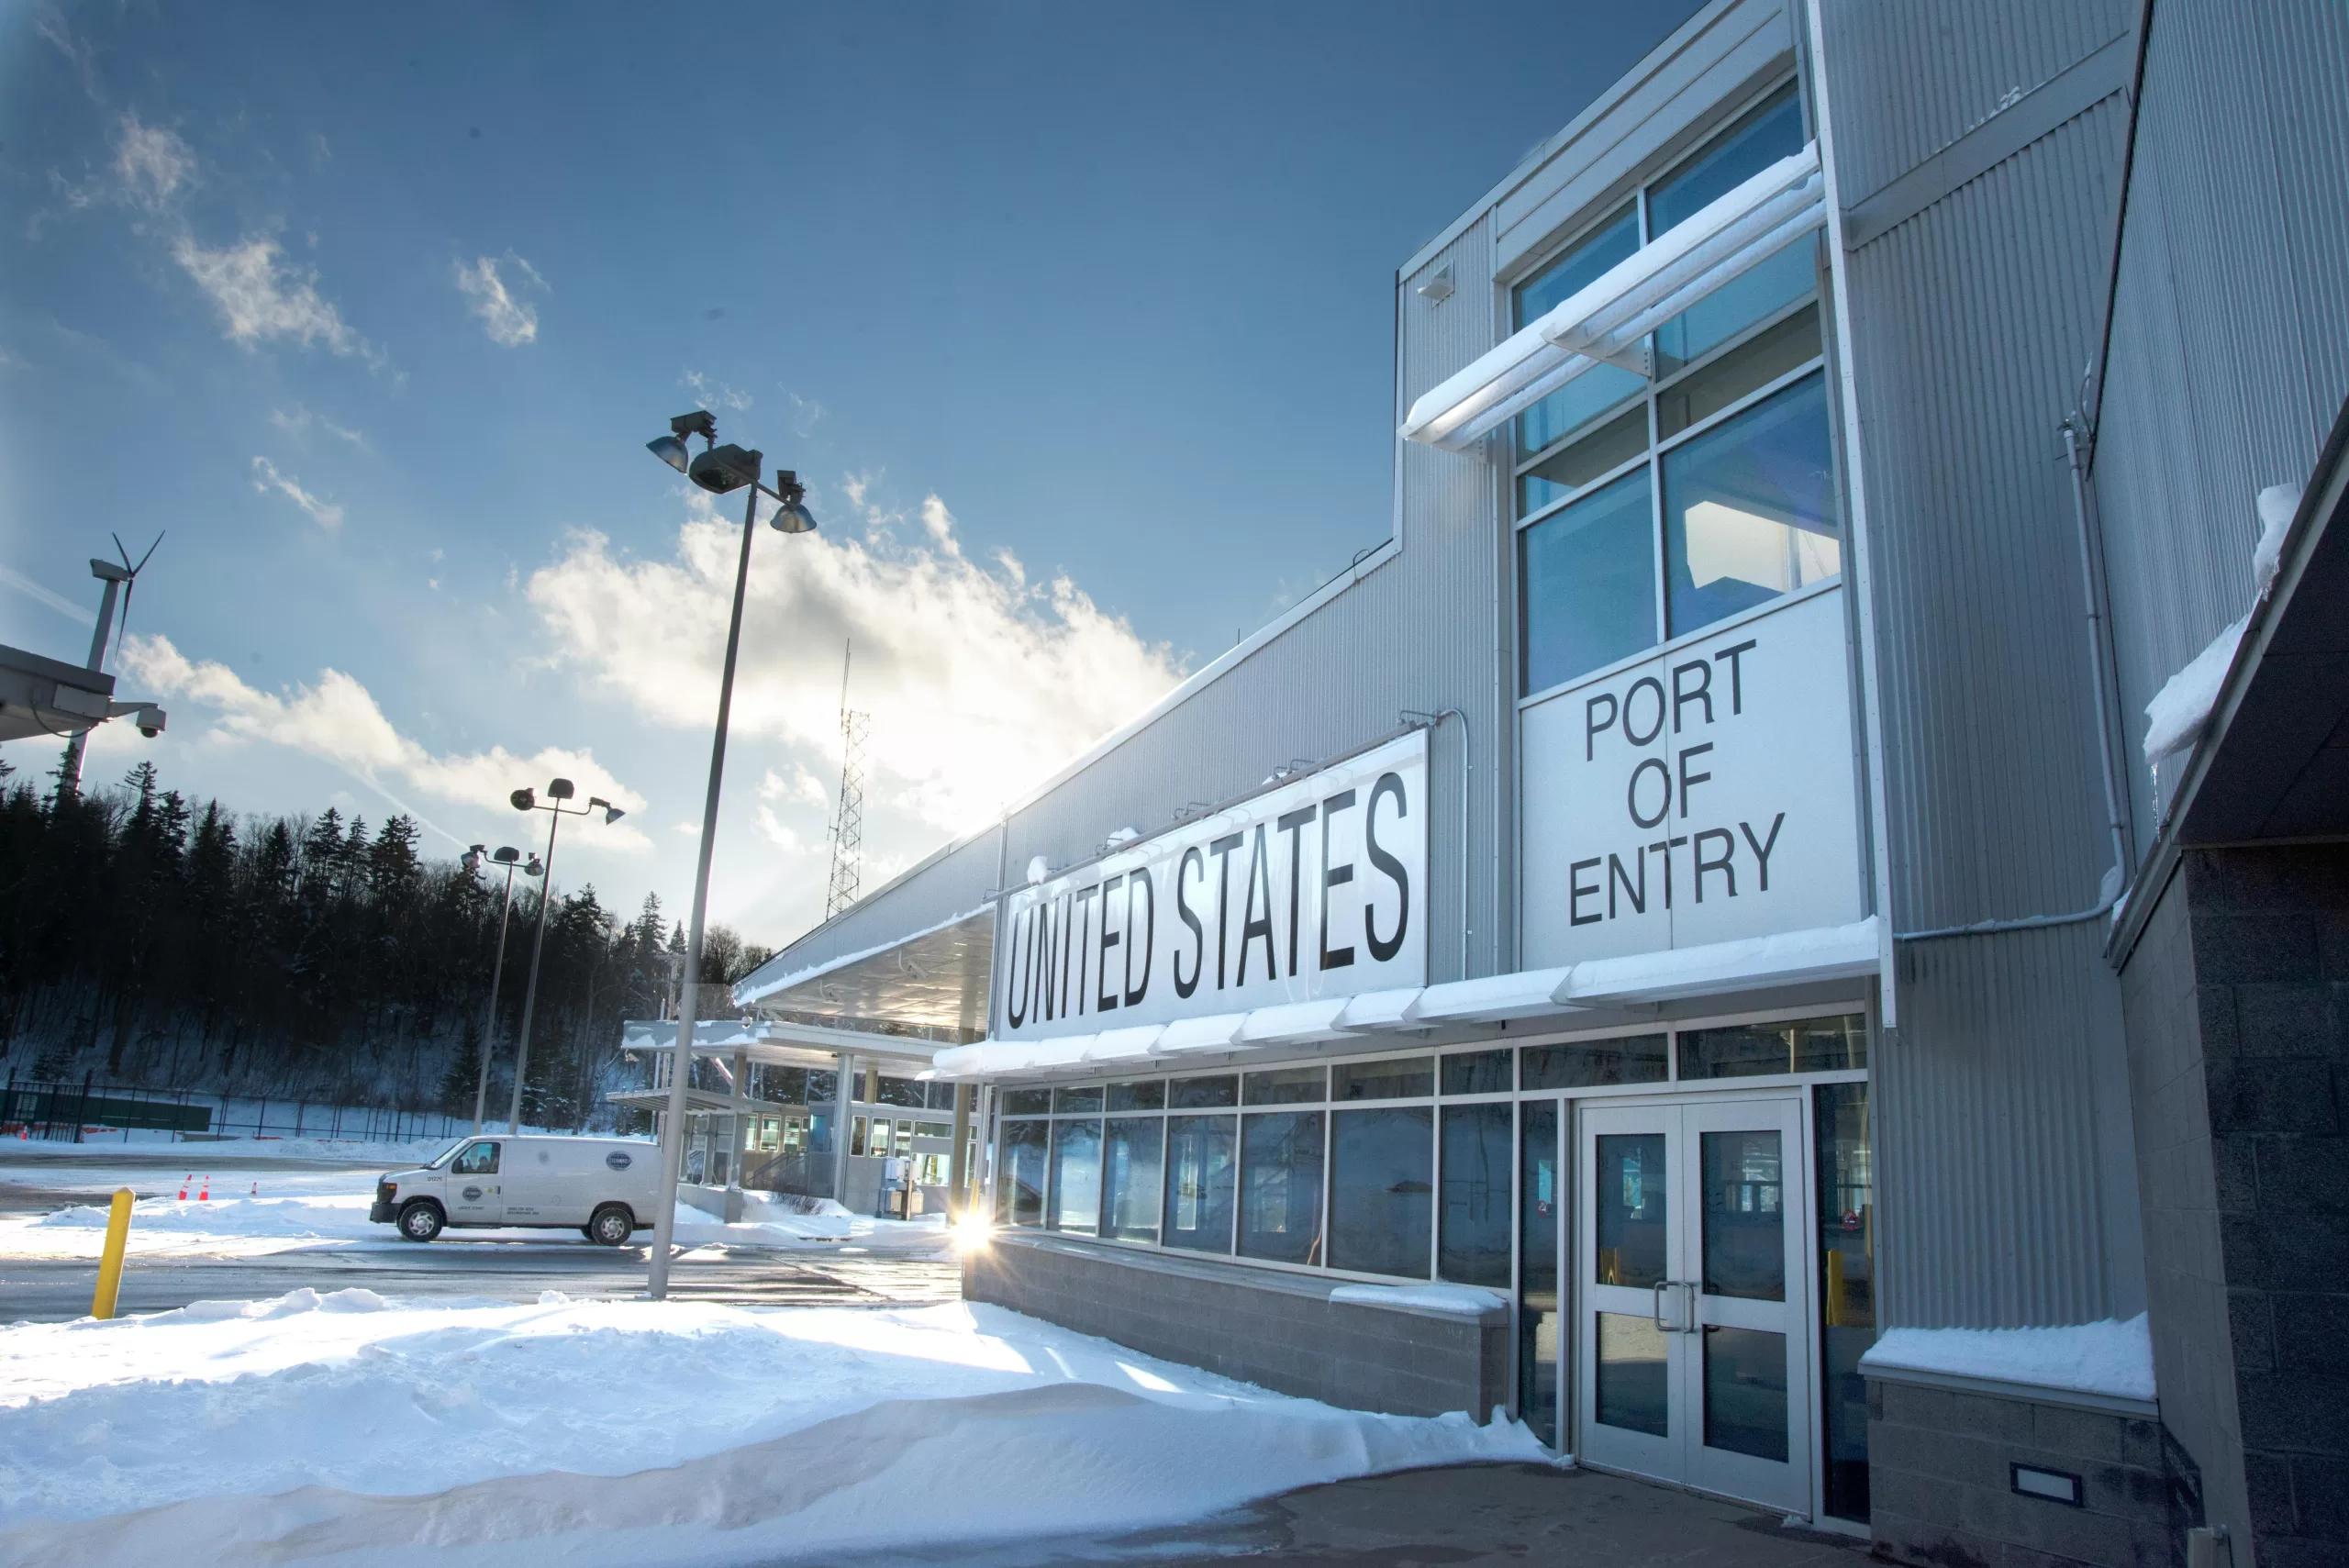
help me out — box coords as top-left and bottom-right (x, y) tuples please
(1576, 1096), (1810, 1512)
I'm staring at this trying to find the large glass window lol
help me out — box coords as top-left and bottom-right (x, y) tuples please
(1330, 1106), (1433, 1277)
(1663, 373), (1840, 638)
(1512, 79), (1830, 696)
(1049, 1118), (1102, 1234)
(1519, 1100), (1562, 1448)
(998, 1119), (1047, 1227)
(1333, 1056), (1434, 1102)
(1521, 470), (1656, 692)
(1103, 1117), (1163, 1242)
(1163, 1114), (1237, 1253)
(1818, 1082), (1876, 1521)
(1439, 1103), (1512, 1286)
(1679, 1012), (1867, 1080)
(1522, 1034), (1668, 1089)
(1239, 1111), (1325, 1263)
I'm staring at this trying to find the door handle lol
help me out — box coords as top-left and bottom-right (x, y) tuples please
(1680, 1281), (1700, 1335)
(1653, 1282), (1672, 1331)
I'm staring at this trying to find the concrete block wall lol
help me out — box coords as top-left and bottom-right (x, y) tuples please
(1867, 1376), (2172, 1568)
(964, 1233), (1509, 1422)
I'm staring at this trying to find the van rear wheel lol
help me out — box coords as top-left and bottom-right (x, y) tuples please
(588, 1204), (635, 1247)
(396, 1200), (443, 1242)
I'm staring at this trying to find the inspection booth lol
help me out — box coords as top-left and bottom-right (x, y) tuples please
(731, 2), (2348, 1563)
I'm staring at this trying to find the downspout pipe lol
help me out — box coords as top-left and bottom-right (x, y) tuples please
(1897, 419), (2132, 942)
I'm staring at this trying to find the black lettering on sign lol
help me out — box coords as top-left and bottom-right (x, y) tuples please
(1628, 757), (1671, 829)
(1714, 639), (1756, 714)
(1624, 676), (1666, 746)
(1319, 789), (1357, 970)
(1060, 890), (1079, 1018)
(1073, 884), (1100, 1014)
(1208, 833), (1243, 989)
(1006, 905), (1031, 1029)
(1677, 742), (1713, 819)
(1671, 658), (1713, 731)
(1586, 692), (1619, 762)
(1174, 847), (1205, 998)
(1609, 851), (1645, 918)
(1125, 867), (1154, 1006)
(1648, 835), (1689, 907)
(1693, 828), (1737, 901)
(1364, 772), (1410, 963)
(1097, 875), (1121, 1014)
(1741, 813), (1785, 892)
(1570, 857), (1603, 926)
(1277, 806), (1315, 978)
(1238, 824), (1276, 984)
(1037, 898), (1059, 1021)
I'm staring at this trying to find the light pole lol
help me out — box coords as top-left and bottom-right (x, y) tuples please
(507, 777), (627, 1134)
(642, 410), (818, 1301)
(460, 843), (541, 1135)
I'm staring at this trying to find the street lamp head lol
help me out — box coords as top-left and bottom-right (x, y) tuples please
(510, 786), (535, 811)
(525, 855), (544, 877)
(769, 470), (817, 534)
(548, 777), (575, 801)
(647, 434), (691, 473)
(493, 845), (520, 864)
(589, 795), (628, 826)
(688, 443), (761, 495)
(461, 846), (484, 874)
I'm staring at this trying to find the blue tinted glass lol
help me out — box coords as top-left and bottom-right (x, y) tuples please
(1329, 1106), (1432, 1278)
(1521, 468), (1657, 693)
(1239, 1110), (1325, 1263)
(1439, 1103), (1513, 1286)
(1655, 241), (1816, 368)
(1648, 84), (1806, 239)
(1163, 1114), (1237, 1253)
(1663, 373), (1840, 637)
(1515, 206), (1640, 327)
(1518, 363), (1644, 461)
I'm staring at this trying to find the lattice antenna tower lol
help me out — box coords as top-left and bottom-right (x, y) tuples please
(825, 640), (869, 919)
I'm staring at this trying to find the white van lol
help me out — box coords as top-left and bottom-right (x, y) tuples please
(369, 1134), (664, 1245)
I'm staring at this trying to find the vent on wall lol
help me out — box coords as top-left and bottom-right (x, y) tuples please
(1417, 264), (1454, 303)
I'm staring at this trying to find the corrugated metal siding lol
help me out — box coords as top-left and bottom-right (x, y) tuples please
(1826, 6), (2143, 1328)
(2090, 0), (2349, 839)
(1883, 923), (2143, 1326)
(1848, 98), (2130, 931)
(1826, 0), (2132, 207)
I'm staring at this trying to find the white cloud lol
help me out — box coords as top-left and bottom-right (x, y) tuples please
(454, 254), (542, 347)
(250, 456), (343, 528)
(0, 565), (96, 627)
(528, 489), (1185, 841)
(113, 113), (195, 210)
(117, 633), (652, 852)
(683, 370), (752, 412)
(175, 232), (368, 357)
(268, 406), (366, 447)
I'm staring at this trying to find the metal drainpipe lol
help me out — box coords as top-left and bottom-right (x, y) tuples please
(1896, 419), (2132, 942)
(1401, 707), (1472, 980)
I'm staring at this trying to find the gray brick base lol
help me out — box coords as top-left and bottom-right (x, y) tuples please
(1868, 1373), (2174, 1568)
(963, 1232), (1509, 1421)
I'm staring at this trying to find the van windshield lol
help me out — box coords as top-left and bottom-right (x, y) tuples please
(424, 1139), (470, 1170)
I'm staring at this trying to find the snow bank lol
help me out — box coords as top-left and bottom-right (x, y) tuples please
(1861, 1313), (2154, 1403)
(0, 1293), (1543, 1566)
(1329, 1284), (1507, 1317)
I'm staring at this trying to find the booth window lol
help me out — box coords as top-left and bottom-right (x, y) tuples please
(1330, 1105), (1434, 1277)
(1049, 1117), (1102, 1234)
(998, 1118), (1047, 1227)
(1163, 1113), (1238, 1252)
(1513, 80), (1836, 696)
(1103, 1117), (1165, 1241)
(1439, 1102), (1513, 1285)
(1239, 1110), (1326, 1263)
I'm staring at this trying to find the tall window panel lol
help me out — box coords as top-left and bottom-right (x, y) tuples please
(1439, 1103), (1513, 1286)
(1330, 1106), (1433, 1278)
(1239, 1111), (1325, 1264)
(1163, 1114), (1238, 1254)
(1102, 1117), (1164, 1243)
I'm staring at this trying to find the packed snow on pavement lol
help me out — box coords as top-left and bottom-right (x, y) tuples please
(0, 1150), (950, 1259)
(0, 1288), (1547, 1567)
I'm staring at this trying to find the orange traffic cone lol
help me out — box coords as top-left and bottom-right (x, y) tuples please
(178, 1175), (189, 1201)
(197, 1179), (209, 1202)
(250, 1183), (258, 1196)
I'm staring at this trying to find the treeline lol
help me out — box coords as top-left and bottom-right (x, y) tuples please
(0, 757), (774, 1129)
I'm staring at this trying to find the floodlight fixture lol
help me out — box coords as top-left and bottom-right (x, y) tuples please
(548, 777), (575, 800)
(647, 434), (690, 473)
(510, 786), (534, 811)
(588, 795), (627, 826)
(688, 442), (761, 495)
(493, 845), (520, 865)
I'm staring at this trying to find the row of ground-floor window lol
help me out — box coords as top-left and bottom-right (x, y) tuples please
(987, 1008), (1876, 1522)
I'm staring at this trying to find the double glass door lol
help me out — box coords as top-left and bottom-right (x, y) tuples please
(1577, 1097), (1809, 1512)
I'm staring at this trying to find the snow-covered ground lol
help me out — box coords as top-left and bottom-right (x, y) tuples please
(0, 1290), (1544, 1567)
(0, 1157), (949, 1260)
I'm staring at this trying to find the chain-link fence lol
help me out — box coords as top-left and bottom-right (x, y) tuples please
(0, 1073), (472, 1145)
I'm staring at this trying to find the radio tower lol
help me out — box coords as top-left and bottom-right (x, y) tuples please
(825, 640), (868, 919)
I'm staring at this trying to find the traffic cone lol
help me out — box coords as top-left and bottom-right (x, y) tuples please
(250, 1183), (258, 1196)
(197, 1179), (208, 1202)
(178, 1176), (189, 1201)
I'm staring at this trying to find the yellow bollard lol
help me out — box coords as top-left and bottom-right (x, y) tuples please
(91, 1188), (133, 1320)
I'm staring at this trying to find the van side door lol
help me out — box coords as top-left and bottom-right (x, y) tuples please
(447, 1140), (505, 1225)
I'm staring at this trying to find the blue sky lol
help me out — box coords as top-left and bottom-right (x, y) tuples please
(0, 0), (1698, 945)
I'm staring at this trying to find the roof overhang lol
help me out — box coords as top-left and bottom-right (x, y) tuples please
(931, 917), (1879, 1080)
(732, 907), (993, 1036)
(1400, 143), (1825, 452)
(618, 1016), (945, 1069)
